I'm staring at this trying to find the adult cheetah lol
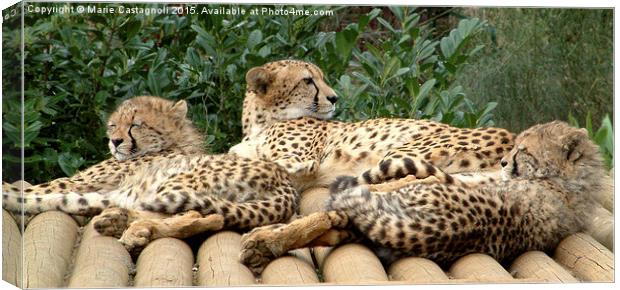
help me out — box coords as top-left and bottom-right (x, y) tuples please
(231, 60), (515, 191)
(239, 121), (610, 274)
(2, 96), (297, 249)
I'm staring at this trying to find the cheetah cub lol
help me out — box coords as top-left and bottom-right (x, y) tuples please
(239, 121), (610, 274)
(3, 96), (297, 250)
(231, 60), (515, 192)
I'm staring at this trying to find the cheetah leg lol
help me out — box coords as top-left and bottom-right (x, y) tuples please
(137, 171), (298, 230)
(118, 211), (225, 251)
(92, 207), (171, 238)
(367, 175), (441, 192)
(239, 211), (350, 275)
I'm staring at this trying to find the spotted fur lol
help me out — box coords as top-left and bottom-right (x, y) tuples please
(239, 121), (611, 273)
(2, 96), (297, 231)
(231, 60), (515, 191)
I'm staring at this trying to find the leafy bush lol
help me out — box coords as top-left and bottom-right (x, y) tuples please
(3, 4), (494, 183)
(336, 9), (495, 128)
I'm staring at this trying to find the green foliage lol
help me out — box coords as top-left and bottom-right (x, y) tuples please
(457, 8), (613, 133)
(336, 8), (494, 128)
(568, 113), (614, 169)
(3, 4), (495, 183)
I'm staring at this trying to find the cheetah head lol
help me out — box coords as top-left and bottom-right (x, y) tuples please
(500, 121), (605, 184)
(106, 96), (203, 160)
(242, 60), (338, 137)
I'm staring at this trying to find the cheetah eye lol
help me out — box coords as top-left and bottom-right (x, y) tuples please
(107, 124), (116, 130)
(303, 77), (313, 85)
(130, 123), (141, 129)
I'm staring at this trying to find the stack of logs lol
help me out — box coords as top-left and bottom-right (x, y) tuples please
(2, 182), (614, 287)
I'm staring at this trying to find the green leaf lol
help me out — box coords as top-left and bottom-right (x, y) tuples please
(335, 27), (358, 59)
(123, 19), (142, 40)
(567, 112), (580, 127)
(416, 78), (436, 101)
(440, 33), (456, 59)
(585, 111), (593, 137)
(377, 17), (397, 34)
(147, 71), (161, 96)
(58, 152), (85, 177)
(382, 57), (400, 85)
(247, 29), (263, 50)
(257, 45), (271, 58)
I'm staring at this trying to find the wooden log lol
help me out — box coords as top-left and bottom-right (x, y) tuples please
(312, 247), (333, 269)
(583, 205), (613, 251)
(593, 169), (613, 211)
(134, 238), (194, 287)
(259, 208), (320, 285)
(290, 278), (549, 285)
(388, 257), (449, 282)
(196, 231), (255, 286)
(261, 254), (320, 285)
(289, 248), (314, 266)
(2, 210), (22, 287)
(299, 187), (329, 215)
(23, 211), (79, 288)
(553, 233), (613, 282)
(299, 187), (333, 269)
(509, 251), (578, 282)
(448, 253), (514, 282)
(322, 243), (388, 283)
(67, 220), (132, 288)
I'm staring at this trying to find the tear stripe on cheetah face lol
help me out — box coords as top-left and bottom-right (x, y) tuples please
(3, 96), (299, 248)
(242, 60), (338, 139)
(239, 121), (610, 273)
(107, 96), (204, 161)
(235, 60), (515, 191)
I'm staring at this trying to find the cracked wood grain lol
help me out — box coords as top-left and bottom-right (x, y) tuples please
(134, 238), (193, 287)
(554, 233), (613, 282)
(67, 220), (132, 287)
(196, 231), (255, 286)
(2, 210), (22, 287)
(261, 252), (320, 285)
(23, 211), (78, 288)
(509, 251), (578, 282)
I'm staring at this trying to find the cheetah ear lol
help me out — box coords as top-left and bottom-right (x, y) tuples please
(246, 67), (274, 96)
(561, 128), (588, 162)
(169, 100), (188, 118)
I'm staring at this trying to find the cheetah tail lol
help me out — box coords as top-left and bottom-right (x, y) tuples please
(2, 185), (109, 216)
(346, 159), (456, 190)
(329, 176), (361, 194)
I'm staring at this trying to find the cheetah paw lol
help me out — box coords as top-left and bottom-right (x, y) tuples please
(239, 224), (289, 275)
(118, 220), (153, 252)
(92, 207), (130, 238)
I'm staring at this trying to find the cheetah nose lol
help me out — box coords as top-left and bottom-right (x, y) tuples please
(326, 95), (338, 104)
(500, 160), (508, 167)
(111, 139), (123, 147)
